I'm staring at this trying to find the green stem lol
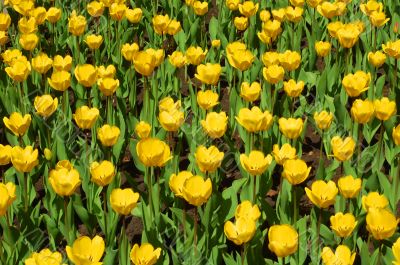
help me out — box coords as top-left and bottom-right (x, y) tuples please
(64, 196), (72, 245)
(293, 185), (298, 225)
(24, 173), (28, 212)
(194, 207), (198, 256)
(103, 188), (108, 243)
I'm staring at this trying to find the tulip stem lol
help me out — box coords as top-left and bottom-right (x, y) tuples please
(241, 243), (247, 265)
(396, 155), (400, 203)
(394, 59), (398, 96)
(64, 196), (72, 245)
(146, 167), (153, 219)
(378, 243), (383, 265)
(103, 189), (108, 243)
(24, 173), (28, 212)
(182, 201), (186, 240)
(357, 125), (362, 174)
(292, 185), (298, 225)
(194, 207), (198, 257)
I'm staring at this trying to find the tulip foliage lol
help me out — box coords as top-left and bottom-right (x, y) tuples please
(1, 0), (400, 264)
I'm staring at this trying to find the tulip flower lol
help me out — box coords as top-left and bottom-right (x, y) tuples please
(44, 148), (52, 161)
(368, 51), (386, 67)
(283, 79), (305, 97)
(374, 97), (396, 121)
(34, 95), (58, 118)
(49, 160), (81, 196)
(226, 42), (254, 71)
(66, 236), (105, 265)
(268, 224), (298, 258)
(168, 51), (186, 68)
(259, 10), (271, 22)
(285, 6), (303, 23)
(90, 160), (115, 186)
(135, 121), (151, 139)
(315, 41), (331, 57)
(262, 51), (280, 66)
(0, 182), (16, 216)
(369, 11), (390, 27)
(342, 71), (371, 97)
(193, 1), (208, 15)
(305, 180), (338, 208)
(48, 71), (71, 91)
(317, 2), (340, 19)
(393, 124), (400, 145)
(185, 46), (207, 65)
(224, 217), (256, 245)
(240, 150), (272, 176)
(321, 245), (356, 265)
(272, 9), (286, 22)
(145, 48), (164, 67)
(327, 21), (344, 38)
(360, 0), (383, 15)
(24, 249), (63, 265)
(234, 16), (248, 31)
(169, 171), (193, 198)
(337, 24), (361, 49)
(97, 65), (116, 79)
(97, 77), (119, 96)
(53, 55), (73, 71)
(0, 31), (7, 45)
(197, 90), (219, 110)
(5, 56), (31, 82)
(362, 192), (389, 212)
(240, 81), (261, 102)
(110, 188), (140, 215)
(133, 51), (156, 76)
(212, 39), (221, 47)
(235, 200), (261, 221)
(158, 97), (184, 132)
(11, 146), (38, 173)
(282, 159), (311, 185)
(226, 0), (240, 10)
(201, 111), (228, 139)
(272, 144), (297, 165)
(182, 175), (212, 206)
(307, 0), (324, 8)
(382, 40), (400, 59)
(3, 112), (31, 136)
(75, 64), (97, 87)
(392, 237), (400, 265)
(263, 64), (285, 84)
(0, 144), (12, 165)
(279, 51), (301, 71)
(152, 14), (169, 34)
(32, 52), (53, 74)
(195, 145), (224, 173)
(87, 1), (105, 17)
(18, 17), (37, 34)
(97, 124), (120, 147)
(121, 43), (139, 61)
(337, 175), (362, 199)
(109, 3), (126, 21)
(47, 7), (62, 23)
(130, 243), (161, 265)
(0, 13), (11, 31)
(195, 63), (222, 85)
(136, 137), (171, 167)
(350, 99), (375, 124)
(314, 111), (334, 130)
(73, 106), (100, 130)
(366, 208), (398, 240)
(236, 106), (273, 133)
(126, 8), (143, 24)
(278, 117), (304, 139)
(85, 34), (103, 50)
(238, 1), (258, 17)
(331, 136), (356, 162)
(68, 10), (87, 36)
(330, 212), (357, 237)
(31, 8), (46, 25)
(159, 96), (180, 112)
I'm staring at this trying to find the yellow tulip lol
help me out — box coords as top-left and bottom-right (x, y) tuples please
(5, 56), (31, 82)
(68, 10), (87, 36)
(99, 0), (114, 7)
(239, 82), (260, 103)
(392, 237), (400, 265)
(285, 6), (303, 23)
(278, 117), (304, 139)
(316, 2), (339, 19)
(360, 0), (383, 15)
(350, 99), (375, 124)
(73, 106), (99, 130)
(136, 137), (171, 167)
(0, 13), (11, 31)
(66, 236), (105, 265)
(272, 144), (297, 165)
(44, 148), (52, 161)
(85, 34), (103, 50)
(97, 78), (119, 96)
(337, 24), (361, 49)
(240, 150), (272, 176)
(369, 11), (390, 27)
(330, 212), (357, 237)
(135, 121), (151, 139)
(366, 208), (398, 240)
(97, 124), (120, 147)
(305, 180), (338, 208)
(126, 8), (143, 24)
(0, 31), (8, 45)
(46, 7), (62, 23)
(193, 1), (208, 16)
(121, 43), (139, 61)
(290, 0), (305, 6)
(48, 71), (71, 91)
(34, 95), (58, 118)
(0, 182), (16, 216)
(201, 112), (228, 139)
(238, 1), (258, 17)
(182, 175), (212, 206)
(0, 144), (12, 165)
(259, 10), (271, 22)
(168, 51), (186, 68)
(133, 51), (156, 76)
(262, 51), (280, 66)
(283, 79), (304, 97)
(197, 90), (219, 110)
(314, 111), (334, 130)
(330, 136), (356, 162)
(195, 145), (224, 173)
(166, 19), (181, 35)
(18, 17), (37, 34)
(224, 217), (256, 245)
(226, 42), (254, 71)
(263, 64), (285, 84)
(158, 107), (184, 132)
(130, 243), (161, 265)
(382, 40), (400, 59)
(109, 3), (126, 21)
(90, 160), (115, 186)
(327, 21), (344, 38)
(53, 55), (73, 71)
(144, 48), (164, 66)
(282, 159), (311, 185)
(368, 51), (386, 68)
(185, 46), (207, 65)
(14, 1), (35, 16)
(3, 112), (31, 136)
(315, 41), (331, 57)
(32, 52), (53, 74)
(234, 16), (248, 31)
(262, 20), (282, 41)
(152, 14), (170, 35)
(195, 63), (222, 85)
(159, 97), (181, 112)
(393, 124), (400, 146)
(342, 70), (371, 97)
(374, 97), (396, 121)
(169, 171), (193, 198)
(24, 249), (63, 265)
(110, 188), (140, 215)
(279, 50), (301, 71)
(31, 7), (47, 25)
(49, 160), (81, 196)
(321, 245), (356, 265)
(11, 146), (38, 173)
(236, 106), (273, 133)
(226, 0), (240, 10)
(272, 9), (286, 22)
(235, 200), (261, 221)
(362, 192), (389, 212)
(337, 175), (362, 199)
(97, 65), (116, 79)
(307, 0), (324, 8)
(75, 64), (97, 87)
(1, 49), (22, 66)
(87, 1), (105, 17)
(268, 224), (298, 258)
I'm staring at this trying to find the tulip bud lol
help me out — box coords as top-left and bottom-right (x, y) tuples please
(282, 159), (311, 185)
(97, 124), (120, 147)
(268, 224), (298, 258)
(197, 90), (219, 110)
(44, 148), (52, 161)
(278, 117), (304, 139)
(201, 111), (228, 139)
(337, 175), (362, 199)
(236, 106), (273, 133)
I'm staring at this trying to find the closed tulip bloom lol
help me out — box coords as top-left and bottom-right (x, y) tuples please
(121, 43), (139, 61)
(234, 16), (248, 31)
(240, 81), (261, 102)
(126, 8), (143, 23)
(68, 10), (86, 36)
(48, 72), (70, 91)
(201, 111), (228, 139)
(0, 31), (8, 45)
(360, 0), (383, 15)
(87, 1), (104, 17)
(166, 19), (181, 35)
(18, 17), (37, 34)
(130, 243), (161, 265)
(75, 64), (97, 87)
(263, 65), (285, 84)
(290, 0), (305, 6)
(262, 51), (280, 66)
(109, 3), (126, 21)
(226, 42), (254, 71)
(159, 97), (181, 112)
(49, 160), (81, 196)
(31, 7), (47, 25)
(314, 111), (334, 130)
(25, 248), (63, 265)
(66, 236), (105, 265)
(53, 55), (73, 71)
(135, 121), (151, 139)
(136, 137), (171, 167)
(195, 145), (224, 173)
(110, 188), (139, 215)
(11, 146), (38, 173)
(13, 1), (35, 17)
(2, 49), (22, 64)
(146, 48), (164, 67)
(330, 212), (357, 237)
(133, 51), (156, 76)
(382, 40), (400, 59)
(268, 224), (298, 258)
(226, 0), (240, 10)
(305, 180), (338, 208)
(34, 95), (58, 118)
(90, 160), (115, 186)
(240, 150), (272, 176)
(46, 7), (62, 23)
(44, 148), (53, 161)
(0, 144), (12, 165)
(3, 112), (31, 136)
(73, 106), (99, 129)
(259, 10), (271, 22)
(0, 182), (16, 216)
(368, 51), (386, 68)
(185, 46), (207, 65)
(168, 51), (186, 68)
(374, 97), (396, 121)
(315, 41), (331, 57)
(331, 136), (355, 162)
(0, 13), (11, 31)
(369, 11), (390, 27)
(195, 63), (222, 85)
(19, 33), (39, 51)
(32, 52), (53, 74)
(235, 200), (261, 221)
(283, 79), (304, 97)
(366, 208), (398, 240)
(169, 171), (193, 198)
(224, 217), (256, 245)
(350, 99), (374, 124)
(278, 117), (304, 139)
(337, 24), (360, 49)
(338, 175), (362, 199)
(272, 9), (286, 22)
(327, 21), (344, 38)
(392, 237), (400, 265)
(307, 0), (324, 8)
(321, 245), (356, 265)
(282, 159), (311, 185)
(158, 108), (184, 132)
(182, 175), (212, 206)
(238, 1), (258, 17)
(272, 144), (297, 165)
(362, 192), (389, 212)
(97, 78), (119, 96)
(279, 51), (301, 71)
(317, 2), (339, 19)
(193, 1), (208, 15)
(152, 14), (170, 35)
(97, 124), (120, 147)
(197, 90), (219, 110)
(97, 65), (116, 79)
(393, 124), (400, 145)
(5, 56), (31, 82)
(285, 6), (303, 23)
(85, 34), (103, 50)
(263, 20), (283, 41)
(236, 106), (273, 133)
